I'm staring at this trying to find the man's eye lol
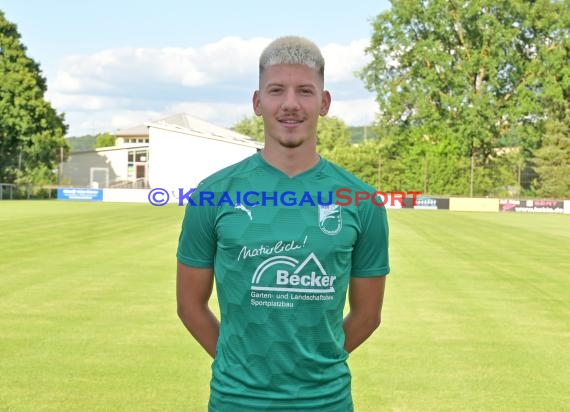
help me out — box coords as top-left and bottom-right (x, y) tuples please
(268, 88), (282, 94)
(300, 89), (313, 95)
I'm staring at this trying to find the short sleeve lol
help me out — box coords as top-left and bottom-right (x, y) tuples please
(176, 189), (217, 268)
(350, 199), (390, 277)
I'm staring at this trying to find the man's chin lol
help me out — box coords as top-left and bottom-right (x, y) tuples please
(279, 140), (305, 149)
(274, 134), (309, 149)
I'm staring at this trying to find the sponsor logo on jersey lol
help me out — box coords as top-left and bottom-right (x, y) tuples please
(318, 204), (342, 235)
(251, 252), (336, 294)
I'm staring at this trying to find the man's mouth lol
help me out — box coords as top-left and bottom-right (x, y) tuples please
(279, 119), (303, 127)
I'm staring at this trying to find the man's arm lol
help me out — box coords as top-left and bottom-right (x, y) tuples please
(176, 262), (219, 358)
(343, 276), (386, 353)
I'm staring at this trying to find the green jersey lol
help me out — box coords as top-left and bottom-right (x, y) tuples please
(177, 152), (390, 411)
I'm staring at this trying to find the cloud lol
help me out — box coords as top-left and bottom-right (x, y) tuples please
(165, 101), (253, 128)
(328, 98), (379, 126)
(322, 39), (371, 83)
(47, 92), (135, 111)
(53, 37), (269, 95)
(63, 110), (166, 136)
(51, 36), (377, 136)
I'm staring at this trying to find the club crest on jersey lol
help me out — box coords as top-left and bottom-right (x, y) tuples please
(318, 204), (342, 236)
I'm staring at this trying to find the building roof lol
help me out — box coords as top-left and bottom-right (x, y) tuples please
(94, 144), (148, 153)
(146, 113), (263, 149)
(115, 124), (149, 137)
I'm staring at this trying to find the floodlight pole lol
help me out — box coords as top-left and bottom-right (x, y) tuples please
(470, 151), (475, 198)
(58, 146), (63, 185)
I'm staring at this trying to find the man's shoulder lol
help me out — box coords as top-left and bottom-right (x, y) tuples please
(196, 153), (260, 191)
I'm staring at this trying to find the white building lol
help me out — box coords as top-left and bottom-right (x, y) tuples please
(62, 113), (262, 190)
(147, 113), (262, 190)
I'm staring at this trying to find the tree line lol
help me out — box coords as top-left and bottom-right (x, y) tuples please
(358, 0), (570, 197)
(1, 1), (569, 197)
(0, 10), (67, 186)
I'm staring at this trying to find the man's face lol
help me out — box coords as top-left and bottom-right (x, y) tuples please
(253, 64), (331, 149)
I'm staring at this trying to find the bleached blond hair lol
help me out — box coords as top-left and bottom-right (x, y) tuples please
(259, 36), (325, 85)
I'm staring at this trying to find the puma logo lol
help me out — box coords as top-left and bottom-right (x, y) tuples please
(235, 204), (253, 221)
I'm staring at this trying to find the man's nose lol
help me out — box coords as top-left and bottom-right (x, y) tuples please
(281, 89), (300, 111)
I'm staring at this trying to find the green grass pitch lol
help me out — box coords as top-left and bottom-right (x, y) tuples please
(0, 201), (568, 411)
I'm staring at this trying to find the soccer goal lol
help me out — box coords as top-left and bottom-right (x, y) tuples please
(90, 167), (109, 188)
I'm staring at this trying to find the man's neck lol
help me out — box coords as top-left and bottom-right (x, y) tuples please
(261, 144), (320, 178)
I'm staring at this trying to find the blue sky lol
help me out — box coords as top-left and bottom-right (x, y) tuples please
(2, 0), (391, 136)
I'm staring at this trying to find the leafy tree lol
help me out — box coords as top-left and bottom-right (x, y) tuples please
(316, 116), (351, 153)
(531, 1), (570, 198)
(232, 116), (264, 141)
(0, 10), (68, 185)
(348, 125), (379, 144)
(533, 111), (570, 197)
(66, 134), (98, 152)
(359, 0), (568, 196)
(328, 138), (383, 187)
(95, 133), (116, 148)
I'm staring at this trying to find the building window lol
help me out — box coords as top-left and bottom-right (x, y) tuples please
(127, 149), (148, 181)
(135, 151), (146, 162)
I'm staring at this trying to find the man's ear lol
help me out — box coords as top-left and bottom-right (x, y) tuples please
(320, 90), (331, 116)
(253, 90), (262, 116)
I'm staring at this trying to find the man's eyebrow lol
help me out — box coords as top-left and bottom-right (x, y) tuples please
(297, 84), (317, 89)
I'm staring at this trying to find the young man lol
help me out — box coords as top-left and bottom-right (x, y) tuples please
(177, 36), (390, 411)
